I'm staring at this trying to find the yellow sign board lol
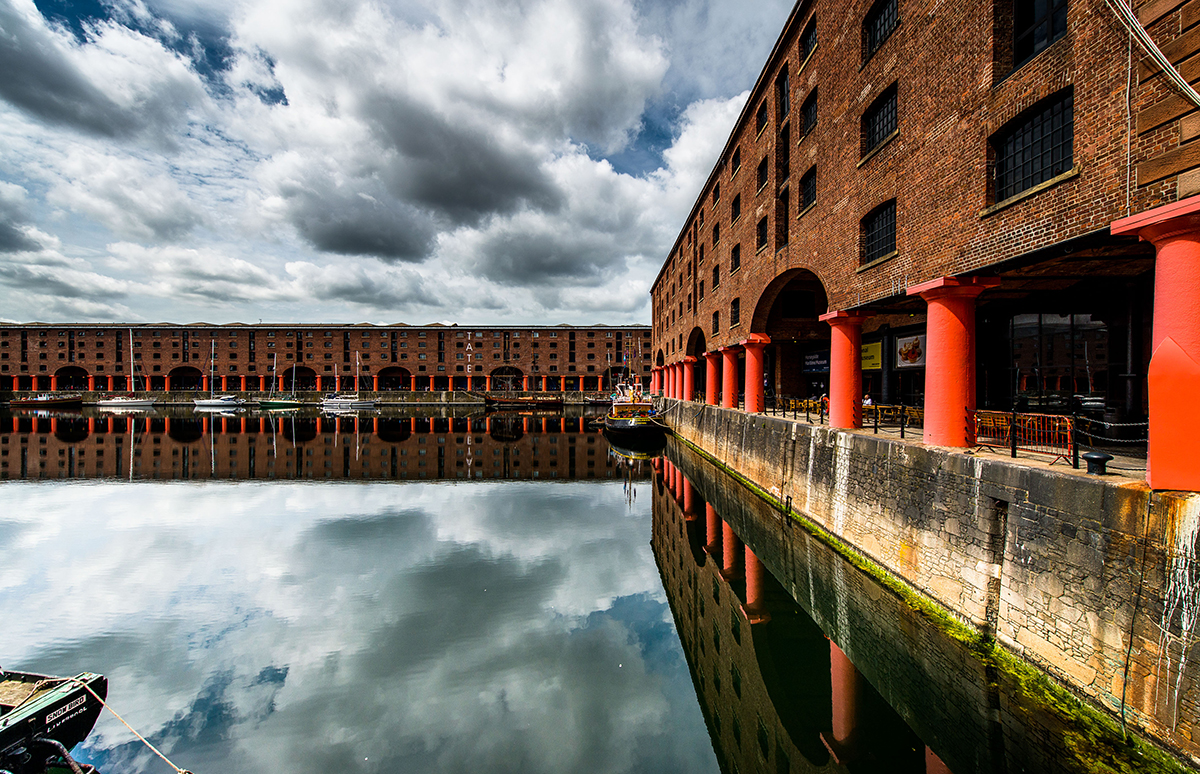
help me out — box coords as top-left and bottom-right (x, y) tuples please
(861, 341), (882, 371)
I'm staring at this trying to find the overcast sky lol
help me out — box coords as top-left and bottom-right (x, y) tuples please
(0, 0), (794, 325)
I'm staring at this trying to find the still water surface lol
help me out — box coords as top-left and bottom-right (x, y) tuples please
(0, 410), (719, 773)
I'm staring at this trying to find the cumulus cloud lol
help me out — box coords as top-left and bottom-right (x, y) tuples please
(0, 181), (56, 251)
(0, 0), (776, 324)
(0, 0), (209, 144)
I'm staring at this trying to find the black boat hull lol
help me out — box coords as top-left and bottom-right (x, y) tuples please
(1, 671), (107, 769)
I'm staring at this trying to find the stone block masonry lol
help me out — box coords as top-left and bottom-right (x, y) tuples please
(660, 398), (1200, 763)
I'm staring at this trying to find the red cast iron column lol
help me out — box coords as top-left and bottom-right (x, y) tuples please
(820, 312), (867, 429)
(1113, 198), (1200, 490)
(907, 277), (999, 447)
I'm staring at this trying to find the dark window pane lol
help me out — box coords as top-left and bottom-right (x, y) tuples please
(801, 90), (818, 136)
(731, 244), (741, 271)
(994, 90), (1073, 201)
(862, 85), (897, 155)
(1014, 0), (1068, 67)
(800, 17), (817, 60)
(801, 167), (816, 210)
(864, 0), (898, 60)
(861, 200), (896, 264)
(757, 217), (769, 250)
(757, 157), (769, 189)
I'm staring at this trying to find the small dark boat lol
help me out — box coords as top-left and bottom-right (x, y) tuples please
(8, 395), (84, 410)
(0, 669), (107, 774)
(482, 395), (564, 410)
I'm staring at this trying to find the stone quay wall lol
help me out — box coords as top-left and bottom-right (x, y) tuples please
(659, 398), (1200, 764)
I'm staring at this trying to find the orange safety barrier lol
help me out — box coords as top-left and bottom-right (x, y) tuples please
(975, 410), (1073, 464)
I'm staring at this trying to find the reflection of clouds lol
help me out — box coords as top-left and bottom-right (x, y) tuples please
(0, 481), (715, 774)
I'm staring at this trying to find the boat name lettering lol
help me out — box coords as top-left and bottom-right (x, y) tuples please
(45, 696), (85, 724)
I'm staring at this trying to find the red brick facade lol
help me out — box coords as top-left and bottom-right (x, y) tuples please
(0, 324), (651, 392)
(652, 0), (1200, 419)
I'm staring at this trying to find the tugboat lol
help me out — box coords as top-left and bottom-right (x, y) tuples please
(602, 383), (665, 448)
(0, 669), (107, 774)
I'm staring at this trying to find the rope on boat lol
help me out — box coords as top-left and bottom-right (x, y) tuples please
(60, 677), (195, 774)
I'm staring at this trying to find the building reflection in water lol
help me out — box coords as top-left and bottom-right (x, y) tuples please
(0, 410), (639, 482)
(652, 455), (958, 774)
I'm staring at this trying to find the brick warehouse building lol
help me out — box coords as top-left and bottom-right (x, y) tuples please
(0, 323), (651, 393)
(650, 0), (1200, 490)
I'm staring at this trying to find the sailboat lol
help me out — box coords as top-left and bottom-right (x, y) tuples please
(259, 353), (304, 409)
(194, 340), (248, 409)
(96, 329), (156, 410)
(320, 353), (378, 412)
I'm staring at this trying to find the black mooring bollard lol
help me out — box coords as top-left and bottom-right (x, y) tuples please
(1082, 451), (1113, 475)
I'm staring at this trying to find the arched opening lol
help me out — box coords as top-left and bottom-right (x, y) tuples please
(53, 366), (89, 391)
(168, 418), (204, 443)
(488, 414), (525, 443)
(282, 417), (318, 443)
(655, 350), (665, 367)
(376, 367), (412, 391)
(281, 366), (318, 392)
(686, 328), (708, 397)
(490, 366), (524, 391)
(375, 418), (412, 443)
(751, 269), (830, 402)
(53, 417), (89, 443)
(167, 366), (204, 392)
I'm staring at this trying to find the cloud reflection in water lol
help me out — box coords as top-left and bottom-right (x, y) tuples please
(0, 480), (716, 774)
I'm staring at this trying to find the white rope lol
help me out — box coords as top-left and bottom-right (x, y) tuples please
(62, 678), (193, 774)
(1105, 0), (1200, 109)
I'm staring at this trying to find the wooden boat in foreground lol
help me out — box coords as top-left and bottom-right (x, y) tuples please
(0, 669), (107, 774)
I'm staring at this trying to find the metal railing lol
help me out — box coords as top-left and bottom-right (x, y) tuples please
(974, 410), (1074, 464)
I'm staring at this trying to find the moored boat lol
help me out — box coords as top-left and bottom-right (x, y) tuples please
(0, 669), (107, 774)
(193, 395), (249, 410)
(8, 395), (84, 409)
(96, 395), (156, 410)
(482, 395), (565, 410)
(320, 394), (378, 411)
(602, 382), (663, 441)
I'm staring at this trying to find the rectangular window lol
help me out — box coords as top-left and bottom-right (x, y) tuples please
(757, 157), (769, 191)
(800, 166), (816, 210)
(1015, 0), (1068, 68)
(800, 16), (817, 61)
(863, 0), (899, 61)
(993, 89), (1073, 202)
(712, 264), (720, 288)
(713, 182), (720, 202)
(861, 84), (897, 156)
(861, 199), (897, 265)
(776, 68), (790, 116)
(756, 100), (769, 134)
(777, 123), (790, 181)
(756, 216), (769, 251)
(800, 90), (817, 137)
(776, 189), (789, 246)
(712, 311), (720, 334)
(731, 147), (741, 174)
(730, 298), (741, 328)
(731, 194), (741, 222)
(712, 223), (719, 244)
(731, 244), (741, 272)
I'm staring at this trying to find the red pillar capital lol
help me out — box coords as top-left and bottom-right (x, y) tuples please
(907, 276), (999, 447)
(819, 311), (868, 429)
(1113, 198), (1200, 490)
